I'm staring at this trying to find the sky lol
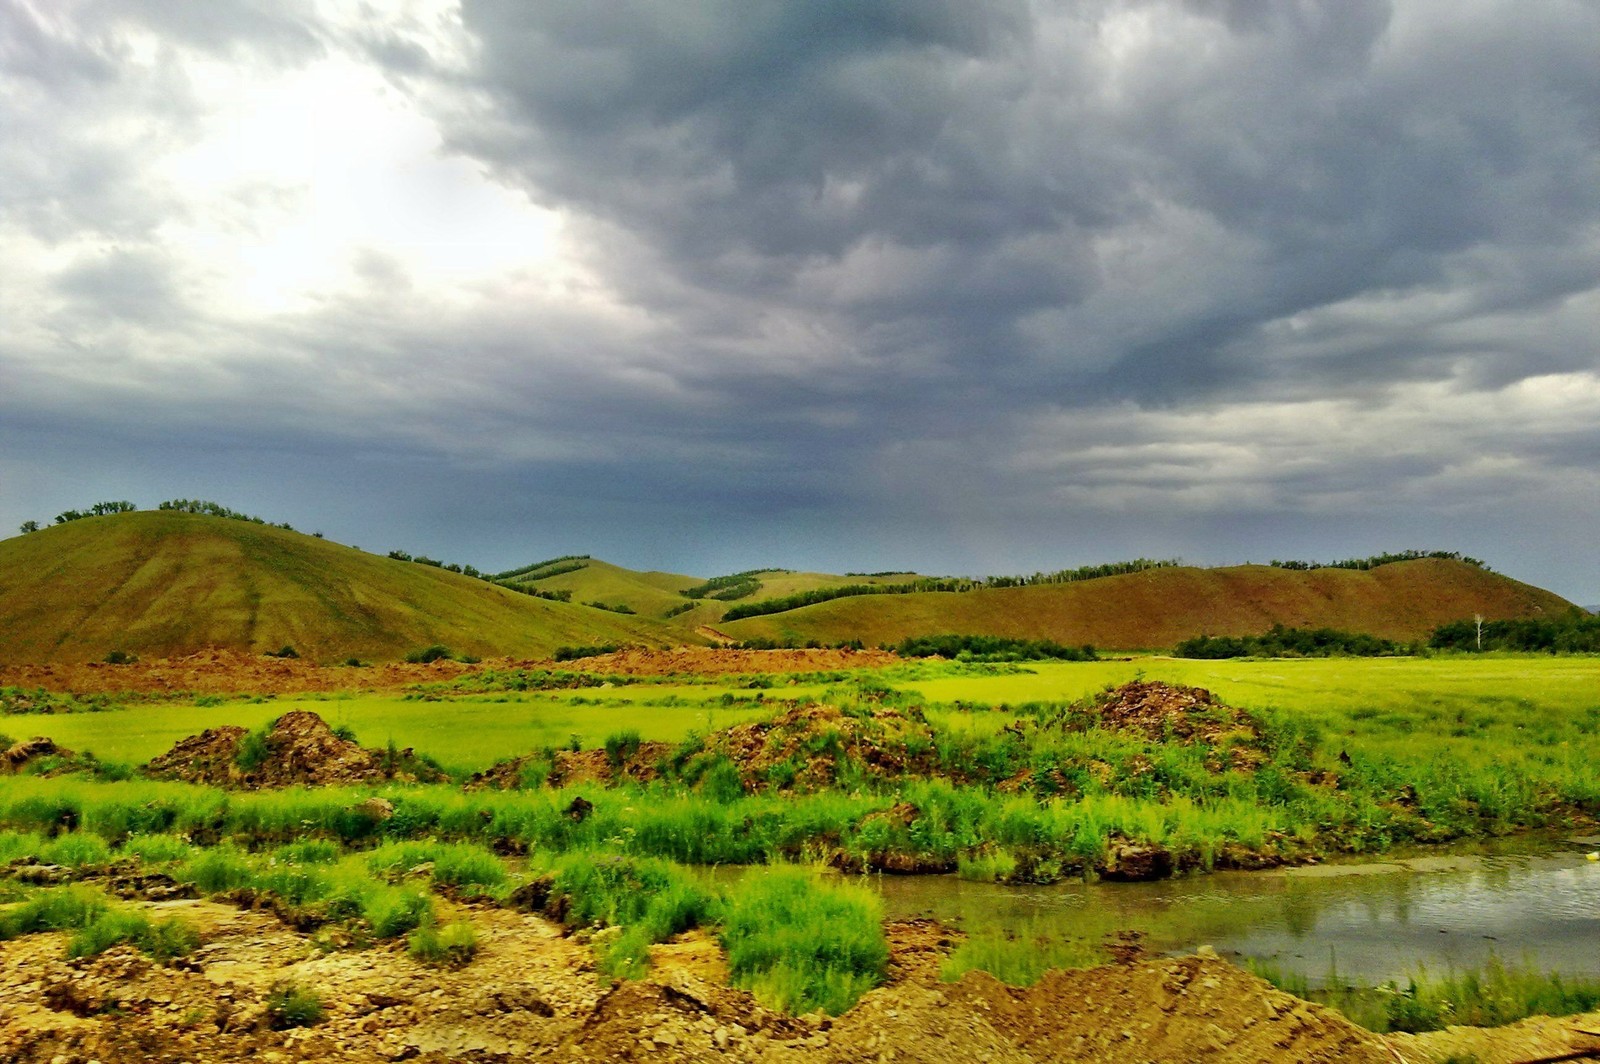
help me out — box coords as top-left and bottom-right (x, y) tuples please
(2, 0), (1598, 602)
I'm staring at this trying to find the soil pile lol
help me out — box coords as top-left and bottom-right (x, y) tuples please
(713, 704), (937, 792)
(470, 743), (676, 790)
(1065, 680), (1270, 774)
(146, 710), (442, 787)
(0, 897), (1399, 1063)
(473, 704), (936, 795)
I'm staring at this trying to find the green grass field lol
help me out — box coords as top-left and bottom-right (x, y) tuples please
(12, 690), (792, 772)
(900, 655), (1600, 719)
(13, 654), (1595, 777)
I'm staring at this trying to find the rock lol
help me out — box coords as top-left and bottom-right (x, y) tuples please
(1099, 839), (1175, 882)
(2, 737), (74, 773)
(353, 797), (395, 822)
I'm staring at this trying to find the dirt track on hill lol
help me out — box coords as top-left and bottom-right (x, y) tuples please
(0, 647), (898, 697)
(0, 897), (1400, 1063)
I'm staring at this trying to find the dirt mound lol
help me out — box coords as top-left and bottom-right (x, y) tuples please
(470, 743), (677, 790)
(1063, 680), (1271, 775)
(145, 710), (442, 787)
(556, 646), (899, 677)
(714, 704), (936, 792)
(1, 737), (74, 774)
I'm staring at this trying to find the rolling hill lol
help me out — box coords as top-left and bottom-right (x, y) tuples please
(719, 559), (1577, 650)
(502, 558), (928, 625)
(0, 512), (678, 664)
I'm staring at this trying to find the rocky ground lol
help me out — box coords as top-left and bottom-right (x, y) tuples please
(0, 895), (1410, 1064)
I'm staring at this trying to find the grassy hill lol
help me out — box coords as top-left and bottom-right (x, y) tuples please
(720, 559), (1576, 650)
(502, 557), (704, 621)
(0, 512), (678, 664)
(504, 559), (927, 625)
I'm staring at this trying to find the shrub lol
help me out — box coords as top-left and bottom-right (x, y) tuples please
(103, 650), (137, 665)
(553, 644), (621, 662)
(405, 645), (453, 664)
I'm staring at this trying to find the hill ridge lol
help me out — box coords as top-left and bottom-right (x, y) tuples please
(0, 512), (676, 664)
(720, 559), (1575, 650)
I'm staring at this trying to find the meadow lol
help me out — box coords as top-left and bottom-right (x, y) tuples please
(3, 652), (1598, 1024)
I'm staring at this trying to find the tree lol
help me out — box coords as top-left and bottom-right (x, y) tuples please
(18, 520), (39, 534)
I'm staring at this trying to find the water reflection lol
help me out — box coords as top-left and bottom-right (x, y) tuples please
(862, 842), (1600, 985)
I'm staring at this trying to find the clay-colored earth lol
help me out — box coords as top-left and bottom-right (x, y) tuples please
(0, 894), (1406, 1064)
(0, 647), (898, 697)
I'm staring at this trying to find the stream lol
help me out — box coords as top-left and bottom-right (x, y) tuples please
(863, 835), (1600, 985)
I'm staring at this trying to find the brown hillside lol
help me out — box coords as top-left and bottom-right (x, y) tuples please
(722, 559), (1576, 649)
(0, 512), (675, 664)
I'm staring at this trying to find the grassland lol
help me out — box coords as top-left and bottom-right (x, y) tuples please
(3, 651), (1597, 1027)
(0, 512), (676, 663)
(12, 690), (790, 771)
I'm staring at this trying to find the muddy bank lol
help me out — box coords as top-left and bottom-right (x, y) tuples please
(0, 897), (1395, 1063)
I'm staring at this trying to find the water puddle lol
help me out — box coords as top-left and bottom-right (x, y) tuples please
(860, 837), (1600, 985)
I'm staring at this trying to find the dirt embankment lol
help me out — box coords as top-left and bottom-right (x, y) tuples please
(0, 896), (1403, 1064)
(0, 646), (899, 697)
(145, 710), (444, 787)
(551, 646), (900, 677)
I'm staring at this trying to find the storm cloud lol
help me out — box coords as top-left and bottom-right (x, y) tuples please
(2, 0), (1597, 599)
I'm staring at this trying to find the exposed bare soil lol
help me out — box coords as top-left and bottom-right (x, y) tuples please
(0, 647), (899, 697)
(0, 896), (1404, 1063)
(551, 646), (900, 677)
(143, 710), (446, 788)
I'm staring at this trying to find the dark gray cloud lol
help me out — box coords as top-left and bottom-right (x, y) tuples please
(2, 0), (1599, 602)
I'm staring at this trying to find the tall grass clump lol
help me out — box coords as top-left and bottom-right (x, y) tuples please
(530, 849), (717, 942)
(407, 919), (479, 967)
(722, 865), (888, 1015)
(0, 884), (198, 961)
(940, 918), (1108, 985)
(266, 981), (325, 1028)
(1382, 959), (1600, 1033)
(527, 849), (718, 980)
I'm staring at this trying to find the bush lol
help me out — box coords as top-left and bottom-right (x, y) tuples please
(553, 644), (622, 662)
(103, 650), (137, 665)
(405, 645), (454, 664)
